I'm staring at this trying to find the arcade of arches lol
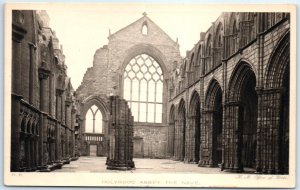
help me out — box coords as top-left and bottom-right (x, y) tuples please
(11, 11), (291, 174)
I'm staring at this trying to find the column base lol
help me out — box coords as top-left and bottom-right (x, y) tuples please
(223, 167), (244, 173)
(106, 160), (135, 170)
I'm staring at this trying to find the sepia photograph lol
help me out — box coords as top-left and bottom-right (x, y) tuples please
(4, 3), (296, 188)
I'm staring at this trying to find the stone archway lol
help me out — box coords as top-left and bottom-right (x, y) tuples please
(257, 31), (290, 174)
(223, 61), (258, 172)
(240, 72), (257, 169)
(188, 91), (201, 163)
(175, 99), (186, 161)
(80, 96), (110, 157)
(168, 105), (175, 158)
(203, 79), (223, 167)
(279, 67), (289, 174)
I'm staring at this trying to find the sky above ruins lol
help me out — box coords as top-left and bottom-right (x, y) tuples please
(46, 4), (222, 90)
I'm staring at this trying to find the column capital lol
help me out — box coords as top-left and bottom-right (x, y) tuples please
(12, 24), (27, 42)
(56, 89), (64, 96)
(260, 87), (286, 94)
(202, 109), (215, 113)
(224, 101), (242, 107)
(38, 67), (51, 80)
(71, 108), (77, 114)
(65, 97), (73, 106)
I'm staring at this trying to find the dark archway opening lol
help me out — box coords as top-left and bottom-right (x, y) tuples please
(194, 101), (201, 163)
(182, 109), (186, 161)
(279, 66), (289, 174)
(178, 101), (186, 161)
(169, 105), (175, 158)
(240, 72), (257, 169)
(212, 88), (223, 165)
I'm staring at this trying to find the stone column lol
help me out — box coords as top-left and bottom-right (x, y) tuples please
(61, 92), (66, 125)
(11, 94), (23, 171)
(71, 107), (76, 157)
(174, 119), (179, 160)
(198, 109), (214, 167)
(28, 43), (36, 104)
(167, 122), (175, 158)
(11, 11), (27, 172)
(256, 89), (283, 174)
(222, 102), (243, 172)
(65, 99), (71, 157)
(106, 96), (135, 170)
(38, 67), (50, 166)
(190, 115), (199, 163)
(55, 89), (63, 160)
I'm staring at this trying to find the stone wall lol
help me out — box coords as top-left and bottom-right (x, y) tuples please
(168, 12), (290, 174)
(11, 10), (78, 172)
(76, 14), (182, 159)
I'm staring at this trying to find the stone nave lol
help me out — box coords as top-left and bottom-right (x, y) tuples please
(11, 10), (290, 174)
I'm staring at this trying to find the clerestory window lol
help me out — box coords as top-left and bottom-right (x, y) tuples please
(123, 54), (163, 123)
(85, 105), (103, 133)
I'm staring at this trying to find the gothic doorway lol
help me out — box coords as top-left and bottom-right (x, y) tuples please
(89, 145), (97, 157)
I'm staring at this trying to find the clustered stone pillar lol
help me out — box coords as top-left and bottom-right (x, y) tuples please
(185, 116), (195, 163)
(71, 107), (77, 157)
(106, 96), (135, 170)
(38, 67), (51, 166)
(222, 102), (243, 172)
(11, 11), (27, 172)
(167, 122), (175, 158)
(199, 109), (215, 167)
(55, 89), (63, 160)
(256, 89), (283, 174)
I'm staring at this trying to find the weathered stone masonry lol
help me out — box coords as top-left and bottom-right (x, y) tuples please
(76, 14), (182, 159)
(11, 10), (79, 172)
(75, 12), (290, 174)
(106, 96), (135, 170)
(11, 10), (290, 175)
(168, 12), (290, 174)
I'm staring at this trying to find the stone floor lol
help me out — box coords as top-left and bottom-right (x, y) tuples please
(53, 156), (225, 173)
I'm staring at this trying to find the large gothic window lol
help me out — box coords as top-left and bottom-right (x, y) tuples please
(85, 105), (103, 133)
(123, 54), (163, 123)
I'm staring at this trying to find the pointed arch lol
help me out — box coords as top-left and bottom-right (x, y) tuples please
(228, 61), (257, 102)
(205, 79), (222, 109)
(225, 61), (258, 171)
(189, 53), (195, 70)
(188, 91), (201, 163)
(142, 21), (148, 35)
(196, 44), (202, 65)
(175, 99), (186, 161)
(228, 13), (238, 34)
(206, 34), (212, 56)
(261, 31), (290, 174)
(168, 104), (175, 157)
(204, 79), (223, 165)
(265, 31), (290, 89)
(169, 104), (175, 123)
(214, 22), (224, 47)
(189, 91), (200, 115)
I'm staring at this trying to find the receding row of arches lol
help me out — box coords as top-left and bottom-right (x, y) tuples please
(169, 79), (223, 166)
(168, 32), (289, 174)
(19, 114), (39, 170)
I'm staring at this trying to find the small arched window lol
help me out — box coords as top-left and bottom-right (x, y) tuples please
(142, 22), (148, 35)
(85, 105), (103, 133)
